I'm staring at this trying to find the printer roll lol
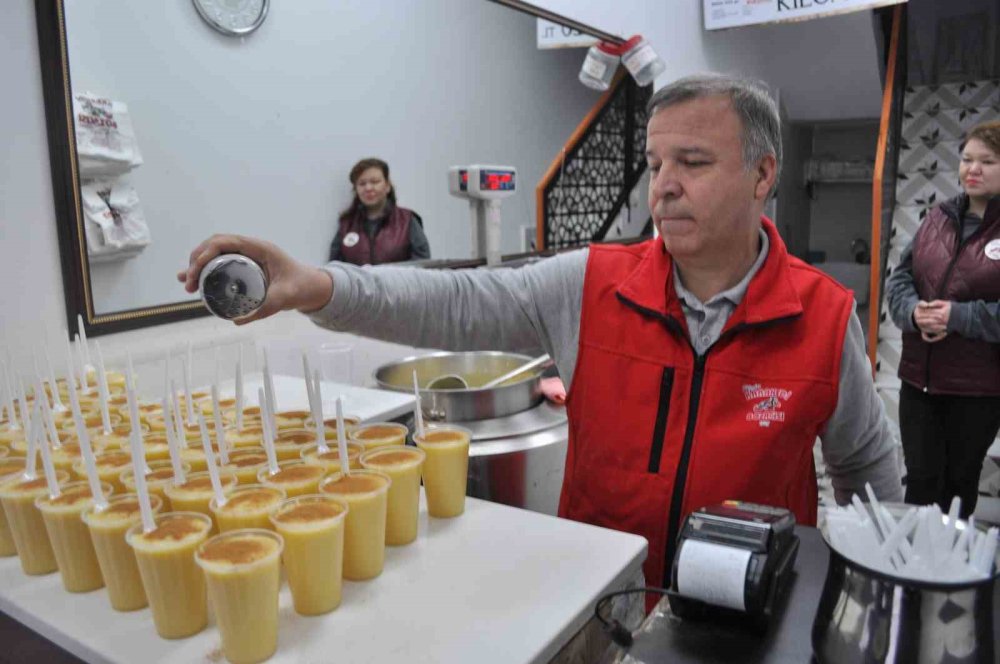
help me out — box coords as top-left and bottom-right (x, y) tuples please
(675, 539), (752, 611)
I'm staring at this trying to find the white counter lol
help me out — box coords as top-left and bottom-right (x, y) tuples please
(0, 494), (646, 664)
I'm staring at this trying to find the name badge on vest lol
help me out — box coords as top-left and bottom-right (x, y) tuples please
(986, 239), (1000, 261)
(343, 231), (360, 248)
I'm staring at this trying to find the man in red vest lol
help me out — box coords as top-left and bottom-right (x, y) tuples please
(180, 73), (902, 592)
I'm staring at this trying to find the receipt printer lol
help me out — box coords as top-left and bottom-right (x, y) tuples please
(668, 501), (799, 629)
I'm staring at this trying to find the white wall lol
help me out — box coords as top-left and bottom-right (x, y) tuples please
(1, 0), (887, 397)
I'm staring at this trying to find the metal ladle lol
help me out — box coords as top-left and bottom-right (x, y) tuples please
(481, 354), (552, 388)
(425, 373), (470, 390)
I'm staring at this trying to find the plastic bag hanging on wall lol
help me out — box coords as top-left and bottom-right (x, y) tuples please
(72, 92), (144, 178)
(80, 180), (151, 263)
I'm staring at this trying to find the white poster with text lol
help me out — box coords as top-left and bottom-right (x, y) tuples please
(704, 0), (906, 31)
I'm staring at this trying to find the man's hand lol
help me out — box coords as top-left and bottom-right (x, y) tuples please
(913, 300), (952, 337)
(177, 234), (333, 325)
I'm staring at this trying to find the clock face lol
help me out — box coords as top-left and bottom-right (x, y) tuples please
(193, 0), (268, 37)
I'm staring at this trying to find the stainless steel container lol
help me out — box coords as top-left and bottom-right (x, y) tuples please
(374, 351), (567, 515)
(375, 351), (543, 422)
(812, 514), (999, 663)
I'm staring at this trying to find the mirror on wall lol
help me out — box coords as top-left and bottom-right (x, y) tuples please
(37, 0), (599, 336)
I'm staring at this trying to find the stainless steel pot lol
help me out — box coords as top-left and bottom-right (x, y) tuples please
(374, 351), (543, 422)
(812, 510), (999, 663)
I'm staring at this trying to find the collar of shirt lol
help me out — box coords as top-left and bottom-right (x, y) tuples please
(673, 228), (770, 314)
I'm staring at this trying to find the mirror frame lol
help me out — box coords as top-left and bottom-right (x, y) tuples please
(35, 0), (210, 339)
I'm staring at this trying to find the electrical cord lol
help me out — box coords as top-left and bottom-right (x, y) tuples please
(593, 585), (674, 649)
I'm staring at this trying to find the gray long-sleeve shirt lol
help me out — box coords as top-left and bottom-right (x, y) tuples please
(311, 246), (903, 505)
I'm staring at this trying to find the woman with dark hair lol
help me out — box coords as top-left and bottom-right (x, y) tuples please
(886, 120), (1000, 518)
(328, 158), (431, 264)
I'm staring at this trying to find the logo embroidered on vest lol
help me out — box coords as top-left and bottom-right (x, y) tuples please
(343, 231), (360, 248)
(743, 384), (793, 427)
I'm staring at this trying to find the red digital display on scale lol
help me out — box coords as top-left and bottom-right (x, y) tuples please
(480, 170), (515, 191)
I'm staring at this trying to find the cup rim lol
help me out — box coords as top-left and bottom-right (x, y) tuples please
(120, 460), (191, 485)
(823, 536), (1000, 589)
(0, 469), (71, 498)
(125, 510), (214, 547)
(82, 491), (164, 522)
(269, 493), (349, 529)
(318, 469), (392, 497)
(195, 528), (284, 571)
(413, 424), (472, 447)
(210, 483), (287, 513)
(348, 421), (409, 444)
(35, 480), (115, 511)
(300, 442), (364, 461)
(359, 445), (425, 469)
(256, 460), (326, 486)
(164, 469), (238, 495)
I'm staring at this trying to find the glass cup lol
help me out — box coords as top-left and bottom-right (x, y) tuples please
(162, 471), (238, 534)
(121, 460), (191, 512)
(414, 425), (471, 518)
(275, 410), (311, 431)
(139, 433), (172, 463)
(49, 442), (86, 478)
(273, 428), (319, 461)
(256, 460), (326, 498)
(195, 529), (284, 664)
(0, 470), (71, 574)
(270, 494), (348, 616)
(224, 405), (263, 428)
(227, 448), (270, 485)
(302, 414), (361, 432)
(360, 446), (425, 546)
(90, 421), (145, 452)
(226, 426), (263, 450)
(319, 470), (391, 580)
(318, 341), (354, 385)
(300, 442), (364, 474)
(197, 397), (237, 418)
(0, 456), (28, 556)
(0, 424), (26, 448)
(179, 445), (208, 473)
(211, 484), (286, 532)
(126, 511), (213, 639)
(36, 481), (114, 592)
(350, 422), (409, 451)
(82, 492), (164, 611)
(75, 450), (131, 494)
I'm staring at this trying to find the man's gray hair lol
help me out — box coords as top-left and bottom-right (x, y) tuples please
(647, 73), (782, 197)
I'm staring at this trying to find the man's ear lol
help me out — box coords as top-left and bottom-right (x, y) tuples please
(754, 154), (778, 201)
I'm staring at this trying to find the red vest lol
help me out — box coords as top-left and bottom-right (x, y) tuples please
(898, 196), (1000, 396)
(559, 218), (852, 591)
(338, 204), (414, 265)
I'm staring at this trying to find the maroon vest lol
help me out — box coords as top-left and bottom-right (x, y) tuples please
(338, 204), (413, 265)
(898, 196), (1000, 396)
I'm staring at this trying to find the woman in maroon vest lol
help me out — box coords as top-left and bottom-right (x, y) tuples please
(886, 120), (1000, 518)
(329, 158), (431, 265)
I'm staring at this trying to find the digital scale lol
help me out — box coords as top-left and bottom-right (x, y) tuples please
(448, 164), (517, 266)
